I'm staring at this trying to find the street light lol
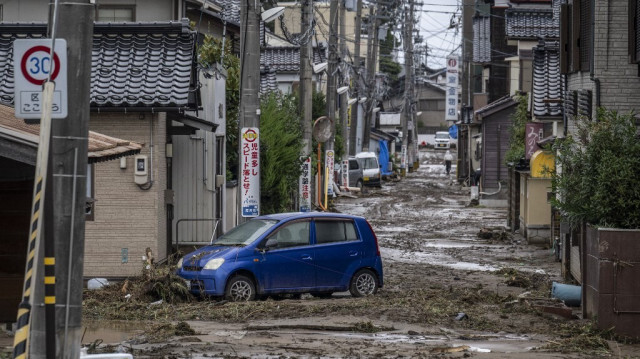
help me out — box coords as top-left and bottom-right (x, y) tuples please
(372, 107), (381, 113)
(358, 97), (367, 103)
(348, 98), (357, 105)
(313, 62), (328, 73)
(337, 86), (349, 95)
(261, 7), (285, 22)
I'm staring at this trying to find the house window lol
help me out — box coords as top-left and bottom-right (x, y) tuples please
(419, 99), (445, 111)
(97, 5), (135, 22)
(629, 0), (640, 63)
(579, 0), (592, 71)
(86, 164), (95, 221)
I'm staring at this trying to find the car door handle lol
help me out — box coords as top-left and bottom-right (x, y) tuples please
(349, 250), (359, 257)
(301, 255), (313, 260)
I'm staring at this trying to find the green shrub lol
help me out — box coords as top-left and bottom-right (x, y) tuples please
(504, 93), (529, 165)
(551, 109), (640, 228)
(260, 92), (304, 214)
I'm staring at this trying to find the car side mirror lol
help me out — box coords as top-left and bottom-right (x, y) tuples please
(265, 238), (278, 250)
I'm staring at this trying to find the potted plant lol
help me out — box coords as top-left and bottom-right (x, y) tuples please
(551, 108), (640, 338)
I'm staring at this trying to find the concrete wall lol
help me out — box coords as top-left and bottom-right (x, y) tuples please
(85, 112), (167, 278)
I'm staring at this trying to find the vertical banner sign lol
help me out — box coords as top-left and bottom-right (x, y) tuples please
(341, 159), (349, 188)
(299, 157), (311, 212)
(325, 150), (335, 196)
(525, 123), (544, 159)
(241, 128), (259, 217)
(401, 145), (407, 169)
(445, 55), (459, 122)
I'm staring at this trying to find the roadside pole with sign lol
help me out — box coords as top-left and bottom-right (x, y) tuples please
(341, 159), (348, 189)
(241, 128), (260, 217)
(445, 55), (459, 122)
(13, 39), (67, 120)
(325, 150), (335, 197)
(299, 157), (311, 212)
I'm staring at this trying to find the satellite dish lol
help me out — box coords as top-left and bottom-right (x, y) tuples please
(313, 116), (333, 143)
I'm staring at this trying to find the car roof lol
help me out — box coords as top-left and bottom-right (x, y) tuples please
(355, 152), (376, 158)
(255, 212), (364, 221)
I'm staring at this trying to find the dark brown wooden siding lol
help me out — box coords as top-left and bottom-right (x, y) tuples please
(481, 108), (514, 190)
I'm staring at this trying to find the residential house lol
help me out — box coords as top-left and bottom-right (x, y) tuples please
(557, 0), (640, 337)
(0, 13), (224, 283)
(0, 104), (143, 322)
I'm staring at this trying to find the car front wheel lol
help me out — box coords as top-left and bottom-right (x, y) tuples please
(225, 275), (256, 302)
(349, 269), (378, 297)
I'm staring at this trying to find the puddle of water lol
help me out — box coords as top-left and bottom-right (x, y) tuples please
(381, 247), (498, 272)
(82, 321), (143, 345)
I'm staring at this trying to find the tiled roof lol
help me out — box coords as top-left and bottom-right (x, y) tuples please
(505, 8), (558, 38)
(260, 45), (327, 73)
(473, 16), (491, 63)
(213, 0), (241, 24)
(0, 20), (198, 109)
(260, 67), (278, 94)
(0, 104), (142, 163)
(475, 95), (517, 121)
(532, 40), (563, 117)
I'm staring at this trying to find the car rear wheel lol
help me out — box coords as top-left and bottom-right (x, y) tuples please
(349, 269), (378, 297)
(356, 180), (363, 191)
(225, 275), (256, 302)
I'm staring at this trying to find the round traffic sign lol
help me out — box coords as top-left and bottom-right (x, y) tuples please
(20, 45), (61, 85)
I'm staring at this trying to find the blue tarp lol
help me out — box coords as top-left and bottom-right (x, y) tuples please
(378, 140), (393, 176)
(449, 124), (458, 139)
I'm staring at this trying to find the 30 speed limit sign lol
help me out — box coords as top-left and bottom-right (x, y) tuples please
(13, 39), (68, 120)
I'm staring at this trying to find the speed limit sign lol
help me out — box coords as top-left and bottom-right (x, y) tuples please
(13, 39), (67, 120)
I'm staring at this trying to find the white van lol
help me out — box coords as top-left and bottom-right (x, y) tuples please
(355, 152), (381, 187)
(434, 131), (451, 150)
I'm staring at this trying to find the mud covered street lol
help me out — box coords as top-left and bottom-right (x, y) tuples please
(77, 149), (640, 358)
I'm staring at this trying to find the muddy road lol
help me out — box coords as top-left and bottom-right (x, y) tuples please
(77, 149), (640, 358)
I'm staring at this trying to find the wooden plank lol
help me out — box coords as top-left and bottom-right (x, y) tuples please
(570, 246), (581, 282)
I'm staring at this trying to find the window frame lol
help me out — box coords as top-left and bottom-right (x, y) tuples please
(263, 220), (311, 250)
(96, 4), (136, 22)
(313, 218), (360, 245)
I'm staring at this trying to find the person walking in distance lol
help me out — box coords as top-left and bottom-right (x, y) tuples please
(444, 150), (453, 175)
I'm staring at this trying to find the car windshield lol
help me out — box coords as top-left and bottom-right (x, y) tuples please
(213, 219), (278, 246)
(436, 133), (449, 139)
(361, 157), (378, 169)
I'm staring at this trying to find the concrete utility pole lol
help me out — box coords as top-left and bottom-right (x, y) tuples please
(363, 4), (378, 152)
(349, 0), (363, 156)
(300, 0), (313, 156)
(238, 0), (261, 221)
(339, 0), (348, 165)
(401, 1), (414, 176)
(325, 0), (339, 152)
(42, 1), (94, 357)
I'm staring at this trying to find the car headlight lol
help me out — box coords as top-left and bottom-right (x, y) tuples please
(203, 258), (225, 270)
(177, 257), (184, 269)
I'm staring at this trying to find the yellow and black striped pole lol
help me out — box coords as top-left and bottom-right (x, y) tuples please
(13, 81), (56, 359)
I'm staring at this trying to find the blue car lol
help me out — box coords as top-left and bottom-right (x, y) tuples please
(176, 212), (384, 301)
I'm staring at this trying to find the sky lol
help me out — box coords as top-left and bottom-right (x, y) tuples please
(414, 0), (462, 69)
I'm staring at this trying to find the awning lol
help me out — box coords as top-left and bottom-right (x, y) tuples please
(0, 104), (142, 165)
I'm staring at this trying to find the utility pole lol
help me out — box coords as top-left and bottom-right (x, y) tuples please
(326, 0), (339, 152)
(300, 0), (313, 156)
(349, 0), (363, 156)
(42, 1), (94, 358)
(339, 0), (348, 171)
(238, 0), (261, 220)
(299, 0), (313, 210)
(363, 4), (379, 152)
(401, 0), (414, 176)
